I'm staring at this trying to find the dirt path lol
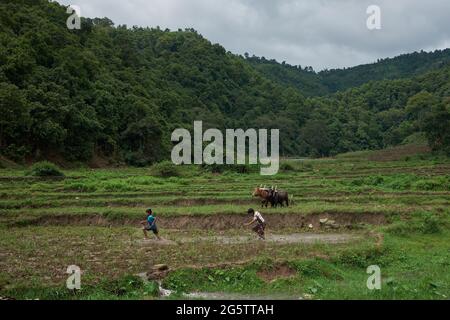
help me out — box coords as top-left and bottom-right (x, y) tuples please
(181, 291), (305, 300)
(180, 232), (358, 244)
(137, 232), (358, 245)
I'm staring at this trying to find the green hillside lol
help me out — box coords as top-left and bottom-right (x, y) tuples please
(247, 49), (450, 96)
(0, 0), (449, 166)
(320, 49), (450, 93)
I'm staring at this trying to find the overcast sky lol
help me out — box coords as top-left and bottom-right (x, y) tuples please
(58, 0), (450, 71)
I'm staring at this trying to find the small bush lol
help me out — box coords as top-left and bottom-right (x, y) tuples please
(386, 212), (443, 236)
(421, 214), (441, 234)
(63, 181), (97, 192)
(150, 161), (180, 177)
(230, 164), (251, 174)
(412, 177), (449, 191)
(98, 179), (138, 192)
(124, 150), (152, 167)
(102, 275), (144, 296)
(292, 259), (343, 280)
(295, 162), (313, 172)
(201, 163), (256, 174)
(163, 267), (264, 293)
(336, 246), (387, 268)
(2, 144), (30, 163)
(201, 163), (225, 174)
(280, 162), (295, 172)
(27, 161), (64, 177)
(366, 175), (385, 185)
(350, 179), (364, 187)
(387, 176), (412, 190)
(385, 221), (418, 236)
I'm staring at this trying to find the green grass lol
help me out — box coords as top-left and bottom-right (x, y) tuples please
(162, 228), (450, 299)
(1, 275), (160, 300)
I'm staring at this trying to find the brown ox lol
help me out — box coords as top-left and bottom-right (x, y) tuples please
(252, 186), (289, 208)
(252, 187), (273, 208)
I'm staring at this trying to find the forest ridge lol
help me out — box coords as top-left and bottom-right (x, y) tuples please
(1, 0), (449, 166)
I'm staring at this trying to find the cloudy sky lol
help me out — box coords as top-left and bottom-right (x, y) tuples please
(58, 0), (450, 71)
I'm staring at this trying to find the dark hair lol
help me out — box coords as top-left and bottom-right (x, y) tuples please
(146, 208), (153, 214)
(247, 208), (254, 214)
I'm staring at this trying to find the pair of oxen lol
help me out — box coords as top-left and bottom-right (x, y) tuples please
(252, 186), (289, 208)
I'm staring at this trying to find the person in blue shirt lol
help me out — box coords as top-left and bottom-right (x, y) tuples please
(141, 208), (161, 240)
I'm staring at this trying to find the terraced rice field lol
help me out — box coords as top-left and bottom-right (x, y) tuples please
(0, 147), (449, 299)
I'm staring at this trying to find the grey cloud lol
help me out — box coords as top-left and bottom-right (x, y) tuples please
(59, 0), (450, 70)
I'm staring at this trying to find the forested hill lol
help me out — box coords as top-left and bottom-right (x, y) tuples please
(319, 49), (450, 93)
(247, 49), (450, 96)
(1, 0), (449, 166)
(245, 56), (328, 97)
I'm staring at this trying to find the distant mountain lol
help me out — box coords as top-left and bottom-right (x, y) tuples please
(319, 49), (450, 93)
(246, 49), (450, 96)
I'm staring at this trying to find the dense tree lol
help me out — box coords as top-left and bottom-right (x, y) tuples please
(0, 0), (449, 165)
(299, 120), (333, 157)
(247, 50), (450, 96)
(407, 93), (450, 153)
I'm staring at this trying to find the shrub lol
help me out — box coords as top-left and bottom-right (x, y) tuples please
(124, 151), (150, 167)
(201, 163), (225, 174)
(350, 179), (365, 187)
(280, 162), (295, 172)
(99, 275), (144, 296)
(27, 161), (64, 177)
(385, 221), (418, 236)
(231, 164), (252, 174)
(295, 162), (313, 172)
(292, 259), (343, 279)
(150, 161), (180, 177)
(336, 246), (387, 268)
(421, 214), (441, 234)
(201, 163), (256, 174)
(366, 175), (385, 186)
(2, 144), (30, 163)
(386, 212), (443, 235)
(412, 177), (449, 191)
(387, 176), (412, 190)
(63, 181), (97, 192)
(99, 180), (137, 192)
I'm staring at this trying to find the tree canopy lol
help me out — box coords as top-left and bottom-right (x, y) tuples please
(1, 0), (449, 165)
